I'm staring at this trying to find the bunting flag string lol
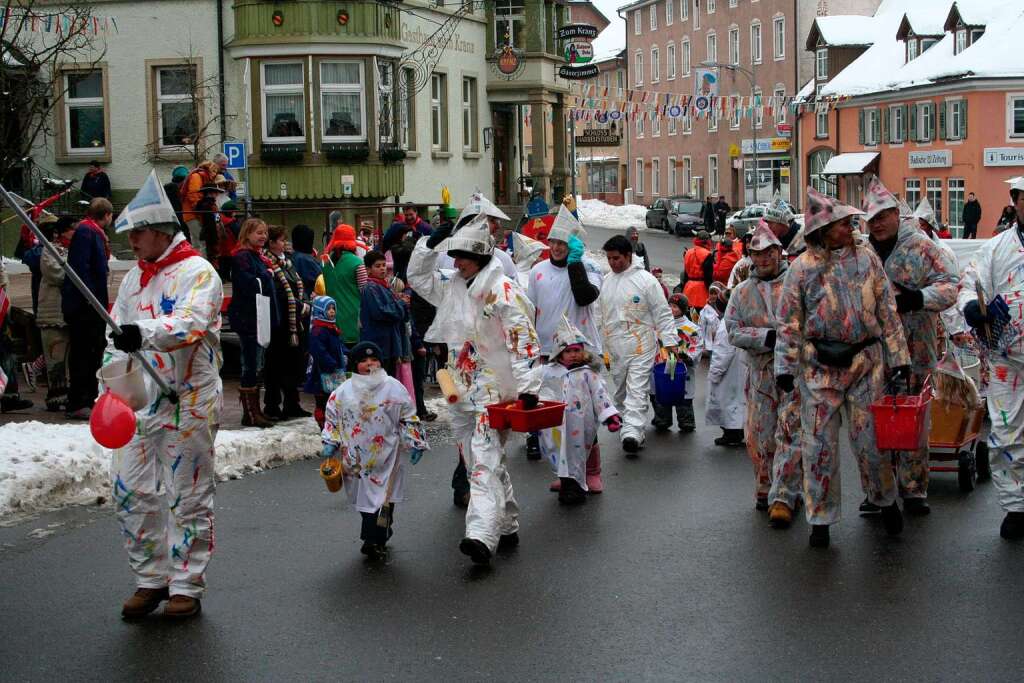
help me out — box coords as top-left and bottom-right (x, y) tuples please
(0, 9), (119, 35)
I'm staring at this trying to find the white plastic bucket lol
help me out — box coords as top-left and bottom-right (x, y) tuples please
(97, 358), (150, 411)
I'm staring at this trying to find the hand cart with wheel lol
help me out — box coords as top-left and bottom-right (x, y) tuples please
(927, 348), (989, 492)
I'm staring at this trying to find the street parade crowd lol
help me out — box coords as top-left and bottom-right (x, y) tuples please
(1, 161), (1022, 622)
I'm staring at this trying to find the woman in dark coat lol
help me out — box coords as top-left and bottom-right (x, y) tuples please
(228, 218), (279, 427)
(263, 224), (311, 419)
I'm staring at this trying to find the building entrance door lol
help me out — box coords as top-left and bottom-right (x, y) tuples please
(492, 108), (511, 205)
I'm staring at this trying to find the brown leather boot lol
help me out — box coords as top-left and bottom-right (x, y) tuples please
(163, 595), (202, 619)
(121, 586), (169, 619)
(240, 387), (273, 428)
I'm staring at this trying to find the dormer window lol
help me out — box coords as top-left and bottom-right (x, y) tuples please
(970, 28), (984, 44)
(906, 38), (918, 62)
(955, 28), (967, 54)
(921, 38), (937, 52)
(816, 47), (828, 81)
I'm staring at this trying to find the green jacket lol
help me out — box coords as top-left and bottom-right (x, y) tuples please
(322, 250), (362, 344)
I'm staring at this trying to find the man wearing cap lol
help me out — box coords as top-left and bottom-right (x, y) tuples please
(525, 205), (603, 475)
(958, 177), (1024, 540)
(102, 171), (223, 619)
(408, 215), (541, 565)
(598, 235), (679, 455)
(776, 187), (910, 548)
(724, 221), (802, 525)
(863, 175), (959, 516)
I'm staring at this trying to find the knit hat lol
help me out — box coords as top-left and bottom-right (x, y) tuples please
(437, 214), (494, 257)
(862, 175), (900, 221)
(551, 316), (590, 359)
(221, 200), (238, 213)
(763, 191), (793, 224)
(669, 292), (690, 310)
(114, 169), (180, 234)
(325, 224), (357, 253)
(748, 220), (783, 252)
(348, 341), (382, 366)
(455, 192), (510, 227)
(311, 295), (337, 324)
(803, 186), (864, 236)
(547, 204), (587, 243)
(913, 197), (939, 230)
(171, 165), (189, 182)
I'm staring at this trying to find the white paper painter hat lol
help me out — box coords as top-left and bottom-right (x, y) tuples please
(1006, 176), (1024, 192)
(748, 220), (783, 252)
(547, 204), (587, 243)
(551, 315), (590, 358)
(913, 197), (939, 230)
(862, 174), (900, 221)
(456, 191), (510, 226)
(898, 197), (914, 219)
(509, 231), (546, 267)
(763, 190), (793, 224)
(114, 170), (179, 233)
(437, 213), (495, 256)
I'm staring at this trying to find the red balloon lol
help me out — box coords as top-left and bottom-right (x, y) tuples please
(90, 391), (138, 449)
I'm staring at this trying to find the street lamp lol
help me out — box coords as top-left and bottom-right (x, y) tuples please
(701, 59), (759, 204)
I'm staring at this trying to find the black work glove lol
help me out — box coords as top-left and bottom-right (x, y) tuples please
(112, 324), (143, 353)
(894, 285), (924, 313)
(518, 393), (539, 410)
(764, 330), (776, 349)
(890, 365), (912, 394)
(776, 374), (795, 394)
(425, 221), (454, 249)
(963, 300), (985, 329)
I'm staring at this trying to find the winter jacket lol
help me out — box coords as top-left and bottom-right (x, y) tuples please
(962, 199), (981, 228)
(304, 327), (346, 394)
(228, 248), (279, 336)
(291, 251), (322, 295)
(713, 241), (741, 284)
(322, 250), (364, 345)
(81, 170), (112, 199)
(20, 243), (42, 315)
(382, 218), (431, 253)
(61, 221), (109, 320)
(37, 243), (68, 327)
(682, 244), (713, 308)
(359, 279), (406, 360)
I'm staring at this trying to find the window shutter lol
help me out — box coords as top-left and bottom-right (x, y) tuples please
(901, 105), (909, 141)
(961, 100), (968, 139)
(909, 103), (917, 141)
(929, 103), (937, 140)
(938, 101), (947, 140)
(882, 109), (889, 144)
(858, 109), (865, 144)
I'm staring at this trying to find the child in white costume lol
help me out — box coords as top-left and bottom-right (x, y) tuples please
(538, 318), (621, 505)
(321, 341), (429, 560)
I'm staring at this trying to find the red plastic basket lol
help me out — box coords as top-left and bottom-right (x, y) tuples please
(486, 400), (566, 432)
(869, 383), (933, 451)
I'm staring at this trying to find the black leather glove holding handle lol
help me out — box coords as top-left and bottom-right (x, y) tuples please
(112, 324), (143, 353)
(518, 393), (539, 410)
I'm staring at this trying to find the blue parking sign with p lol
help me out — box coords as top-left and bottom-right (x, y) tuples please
(223, 142), (246, 169)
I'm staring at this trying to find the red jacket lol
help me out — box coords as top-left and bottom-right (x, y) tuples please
(712, 242), (740, 284)
(682, 245), (711, 308)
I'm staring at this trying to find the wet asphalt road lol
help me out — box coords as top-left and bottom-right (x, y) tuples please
(581, 223), (690, 276)
(1, 366), (1022, 682)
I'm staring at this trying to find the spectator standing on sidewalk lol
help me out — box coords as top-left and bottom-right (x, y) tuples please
(962, 192), (981, 239)
(263, 225), (311, 420)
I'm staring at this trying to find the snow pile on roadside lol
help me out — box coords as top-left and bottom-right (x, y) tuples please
(0, 419), (323, 522)
(578, 198), (648, 231)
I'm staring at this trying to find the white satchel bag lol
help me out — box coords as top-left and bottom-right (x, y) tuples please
(256, 279), (272, 348)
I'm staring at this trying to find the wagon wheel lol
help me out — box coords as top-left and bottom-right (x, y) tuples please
(975, 441), (991, 482)
(957, 451), (976, 493)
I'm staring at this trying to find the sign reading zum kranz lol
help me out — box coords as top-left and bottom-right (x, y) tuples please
(558, 24), (598, 80)
(909, 150), (952, 169)
(575, 129), (621, 146)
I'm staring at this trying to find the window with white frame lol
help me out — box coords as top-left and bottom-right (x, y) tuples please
(377, 60), (395, 144)
(264, 61), (305, 142)
(652, 158), (661, 195)
(947, 98), (966, 140)
(707, 0), (716, 14)
(683, 156), (692, 194)
(320, 61), (364, 142)
(64, 70), (106, 153)
(905, 178), (920, 208)
(430, 72), (447, 149)
(667, 43), (676, 79)
(708, 105), (718, 132)
(652, 110), (661, 137)
(921, 38), (937, 52)
(815, 84), (828, 137)
(668, 114), (677, 135)
(816, 48), (828, 81)
(682, 39), (691, 76)
(635, 50), (644, 86)
(773, 16), (785, 59)
(401, 67), (415, 150)
(753, 88), (763, 129)
(495, 0), (525, 48)
(154, 66), (198, 149)
(709, 154), (719, 194)
(706, 31), (717, 63)
(750, 21), (762, 64)
(864, 108), (880, 145)
(650, 4), (657, 31)
(634, 9), (641, 35)
(651, 46), (660, 83)
(694, 1), (699, 30)
(728, 27), (740, 65)
(669, 157), (677, 193)
(948, 178), (965, 232)
(955, 29), (966, 54)
(729, 0), (737, 7)
(890, 105), (905, 143)
(462, 76), (478, 151)
(666, 0), (673, 25)
(970, 28), (984, 44)
(1009, 94), (1024, 138)
(927, 178), (943, 223)
(683, 112), (692, 134)
(774, 86), (786, 124)
(637, 111), (645, 138)
(907, 38), (919, 62)
(635, 158), (645, 195)
(730, 95), (741, 129)
(617, 69), (625, 93)
(681, 0), (688, 21)
(917, 102), (934, 142)
(809, 149), (834, 196)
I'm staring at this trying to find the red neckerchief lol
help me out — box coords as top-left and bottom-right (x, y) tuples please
(367, 275), (391, 289)
(78, 218), (111, 258)
(138, 240), (201, 287)
(312, 319), (339, 333)
(232, 244), (275, 268)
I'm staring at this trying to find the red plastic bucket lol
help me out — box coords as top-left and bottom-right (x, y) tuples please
(486, 400), (566, 432)
(869, 383), (933, 451)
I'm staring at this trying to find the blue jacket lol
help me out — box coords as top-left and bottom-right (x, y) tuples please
(359, 280), (405, 359)
(304, 325), (346, 394)
(291, 251), (322, 295)
(228, 249), (279, 335)
(21, 244), (43, 316)
(61, 222), (109, 320)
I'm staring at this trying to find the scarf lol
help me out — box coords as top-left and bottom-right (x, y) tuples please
(138, 240), (201, 287)
(78, 218), (111, 258)
(313, 318), (339, 333)
(233, 244), (275, 268)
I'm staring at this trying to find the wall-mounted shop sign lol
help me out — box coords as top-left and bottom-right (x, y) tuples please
(983, 147), (1024, 167)
(558, 24), (598, 80)
(909, 150), (952, 168)
(575, 128), (621, 147)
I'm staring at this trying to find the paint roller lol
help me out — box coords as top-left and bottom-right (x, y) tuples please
(436, 369), (460, 404)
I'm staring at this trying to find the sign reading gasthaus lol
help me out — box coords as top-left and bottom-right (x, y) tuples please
(983, 148), (1024, 167)
(909, 150), (952, 168)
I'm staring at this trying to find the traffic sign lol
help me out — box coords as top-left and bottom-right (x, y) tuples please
(223, 142), (247, 170)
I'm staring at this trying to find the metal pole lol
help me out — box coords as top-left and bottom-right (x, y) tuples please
(569, 108), (577, 197)
(0, 182), (179, 403)
(750, 60), (758, 204)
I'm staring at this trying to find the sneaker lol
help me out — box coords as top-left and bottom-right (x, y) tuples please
(809, 525), (830, 548)
(768, 502), (793, 528)
(1000, 512), (1024, 540)
(525, 434), (542, 461)
(903, 498), (930, 516)
(859, 498), (881, 514)
(121, 586), (169, 619)
(163, 595), (202, 619)
(459, 537), (492, 565)
(881, 502), (904, 536)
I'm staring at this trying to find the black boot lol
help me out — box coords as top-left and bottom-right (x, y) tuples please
(881, 502), (904, 536)
(459, 537), (492, 565)
(0, 395), (33, 413)
(809, 525), (830, 548)
(859, 497), (881, 514)
(558, 478), (587, 505)
(497, 532), (520, 551)
(525, 433), (542, 461)
(651, 398), (672, 432)
(452, 459), (470, 508)
(677, 400), (696, 433)
(1000, 512), (1024, 540)
(903, 498), (930, 516)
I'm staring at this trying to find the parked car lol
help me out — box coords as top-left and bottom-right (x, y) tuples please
(646, 195), (705, 235)
(725, 201), (797, 237)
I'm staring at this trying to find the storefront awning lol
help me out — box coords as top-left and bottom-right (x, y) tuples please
(822, 152), (879, 176)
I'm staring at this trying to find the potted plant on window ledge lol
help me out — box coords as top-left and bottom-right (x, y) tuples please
(323, 142), (370, 163)
(379, 143), (406, 164)
(260, 144), (305, 164)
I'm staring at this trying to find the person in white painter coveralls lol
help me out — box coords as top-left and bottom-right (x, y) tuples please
(103, 171), (223, 619)
(959, 177), (1024, 540)
(408, 214), (541, 565)
(597, 234), (679, 455)
(436, 192), (518, 279)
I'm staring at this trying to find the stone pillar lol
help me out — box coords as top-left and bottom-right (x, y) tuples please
(551, 94), (568, 202)
(529, 99), (550, 198)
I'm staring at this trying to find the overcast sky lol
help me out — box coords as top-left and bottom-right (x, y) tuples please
(591, 0), (627, 59)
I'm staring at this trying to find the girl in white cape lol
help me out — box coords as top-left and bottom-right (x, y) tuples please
(538, 318), (621, 504)
(322, 341), (429, 560)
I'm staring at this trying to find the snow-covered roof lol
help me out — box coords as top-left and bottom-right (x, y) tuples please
(822, 152), (879, 175)
(897, 10), (945, 39)
(947, 0), (996, 28)
(794, 78), (815, 103)
(805, 15), (877, 50)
